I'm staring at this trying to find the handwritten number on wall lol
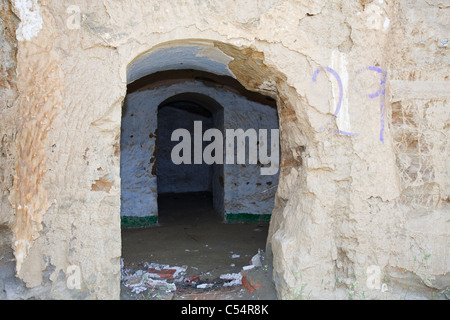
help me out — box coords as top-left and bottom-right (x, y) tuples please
(312, 66), (387, 142)
(312, 67), (343, 116)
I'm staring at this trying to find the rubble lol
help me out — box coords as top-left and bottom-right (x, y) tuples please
(120, 249), (270, 299)
(121, 260), (187, 294)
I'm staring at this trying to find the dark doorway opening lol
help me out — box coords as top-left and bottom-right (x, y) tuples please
(156, 94), (225, 223)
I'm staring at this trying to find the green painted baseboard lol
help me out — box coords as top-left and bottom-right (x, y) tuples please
(121, 215), (158, 228)
(121, 214), (270, 227)
(225, 213), (271, 223)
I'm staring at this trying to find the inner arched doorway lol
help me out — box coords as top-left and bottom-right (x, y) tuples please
(156, 93), (225, 220)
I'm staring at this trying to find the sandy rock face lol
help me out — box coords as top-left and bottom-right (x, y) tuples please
(0, 0), (17, 228)
(0, 0), (448, 299)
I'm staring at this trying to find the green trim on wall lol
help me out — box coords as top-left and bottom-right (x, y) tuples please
(121, 216), (158, 228)
(225, 213), (271, 223)
(121, 214), (270, 227)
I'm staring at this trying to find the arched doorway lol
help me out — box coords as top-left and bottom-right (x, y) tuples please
(120, 45), (281, 299)
(156, 93), (225, 220)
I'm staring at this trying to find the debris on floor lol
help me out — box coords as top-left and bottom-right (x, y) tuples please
(184, 275), (200, 285)
(220, 272), (243, 286)
(196, 283), (214, 289)
(121, 260), (187, 294)
(120, 248), (277, 300)
(251, 249), (263, 267)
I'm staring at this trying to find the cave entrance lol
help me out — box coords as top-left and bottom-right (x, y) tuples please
(120, 43), (281, 299)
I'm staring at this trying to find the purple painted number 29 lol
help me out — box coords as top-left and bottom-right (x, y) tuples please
(312, 66), (387, 143)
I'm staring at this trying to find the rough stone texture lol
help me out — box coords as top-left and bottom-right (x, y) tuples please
(0, 0), (448, 299)
(0, 0), (17, 228)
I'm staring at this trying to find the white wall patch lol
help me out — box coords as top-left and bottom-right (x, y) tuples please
(14, 0), (43, 41)
(331, 50), (351, 135)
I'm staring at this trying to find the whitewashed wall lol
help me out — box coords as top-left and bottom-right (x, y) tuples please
(120, 80), (279, 220)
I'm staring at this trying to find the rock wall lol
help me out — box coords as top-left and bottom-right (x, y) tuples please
(0, 0), (448, 299)
(0, 0), (17, 228)
(384, 0), (449, 293)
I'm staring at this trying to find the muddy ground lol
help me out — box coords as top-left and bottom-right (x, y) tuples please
(120, 192), (278, 300)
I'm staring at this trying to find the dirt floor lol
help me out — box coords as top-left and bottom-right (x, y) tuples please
(120, 192), (278, 300)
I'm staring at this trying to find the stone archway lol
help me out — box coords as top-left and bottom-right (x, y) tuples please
(122, 40), (316, 298)
(9, 36), (322, 300)
(120, 90), (227, 226)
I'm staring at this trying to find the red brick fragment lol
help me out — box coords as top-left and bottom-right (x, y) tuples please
(147, 267), (177, 279)
(240, 270), (262, 293)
